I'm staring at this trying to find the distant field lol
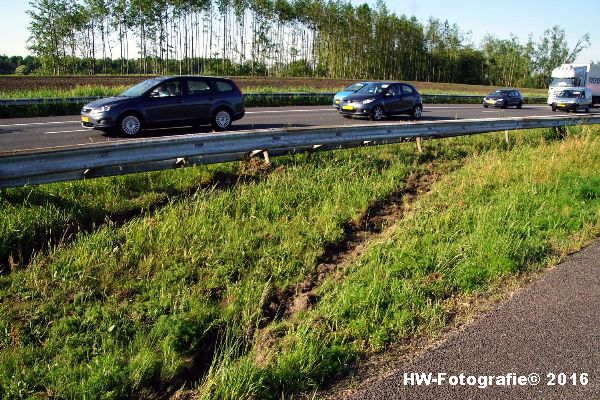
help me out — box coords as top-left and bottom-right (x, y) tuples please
(0, 75), (548, 98)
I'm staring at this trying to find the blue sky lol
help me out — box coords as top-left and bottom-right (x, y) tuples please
(1, 0), (598, 63)
(361, 0), (599, 63)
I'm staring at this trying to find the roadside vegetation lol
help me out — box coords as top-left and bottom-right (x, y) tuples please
(1, 123), (600, 398)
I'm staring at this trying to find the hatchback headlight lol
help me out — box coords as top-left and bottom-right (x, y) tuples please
(93, 105), (112, 114)
(362, 99), (375, 104)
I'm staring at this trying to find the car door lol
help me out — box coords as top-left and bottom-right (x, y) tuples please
(142, 80), (188, 125)
(184, 78), (214, 123)
(400, 84), (417, 112)
(509, 90), (518, 106)
(383, 84), (402, 114)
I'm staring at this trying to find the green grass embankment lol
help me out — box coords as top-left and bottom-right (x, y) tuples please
(1, 125), (599, 399)
(195, 125), (600, 399)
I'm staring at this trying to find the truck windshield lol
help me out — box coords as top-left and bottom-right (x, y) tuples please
(550, 78), (576, 87)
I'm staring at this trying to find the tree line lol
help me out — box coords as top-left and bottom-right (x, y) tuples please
(22, 0), (591, 88)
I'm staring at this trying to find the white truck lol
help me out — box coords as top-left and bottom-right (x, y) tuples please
(547, 63), (600, 107)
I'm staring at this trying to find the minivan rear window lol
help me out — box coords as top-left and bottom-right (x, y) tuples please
(187, 80), (211, 95)
(215, 81), (234, 92)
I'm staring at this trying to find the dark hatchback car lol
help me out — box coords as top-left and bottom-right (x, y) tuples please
(483, 89), (523, 109)
(338, 82), (423, 120)
(81, 76), (245, 136)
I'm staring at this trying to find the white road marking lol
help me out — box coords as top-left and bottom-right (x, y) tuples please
(43, 129), (90, 134)
(0, 120), (79, 127)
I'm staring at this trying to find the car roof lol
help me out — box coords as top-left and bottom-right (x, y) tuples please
(366, 81), (416, 86)
(159, 75), (233, 80)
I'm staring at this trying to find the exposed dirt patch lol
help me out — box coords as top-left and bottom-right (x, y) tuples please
(237, 156), (278, 178)
(155, 328), (220, 400)
(287, 165), (439, 314)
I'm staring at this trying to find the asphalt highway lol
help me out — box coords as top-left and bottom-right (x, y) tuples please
(0, 103), (582, 154)
(350, 239), (600, 400)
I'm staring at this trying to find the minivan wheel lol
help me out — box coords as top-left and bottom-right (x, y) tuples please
(411, 104), (423, 120)
(370, 106), (384, 121)
(119, 114), (142, 136)
(517, 101), (523, 109)
(552, 104), (557, 112)
(212, 109), (232, 131)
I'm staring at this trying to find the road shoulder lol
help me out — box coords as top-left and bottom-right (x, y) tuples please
(321, 238), (600, 400)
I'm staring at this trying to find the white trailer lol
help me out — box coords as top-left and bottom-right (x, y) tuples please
(547, 63), (600, 106)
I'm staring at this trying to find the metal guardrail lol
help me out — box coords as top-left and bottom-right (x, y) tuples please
(1, 115), (597, 188)
(0, 93), (548, 106)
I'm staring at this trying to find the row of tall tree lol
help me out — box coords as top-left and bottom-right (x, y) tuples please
(26, 0), (591, 88)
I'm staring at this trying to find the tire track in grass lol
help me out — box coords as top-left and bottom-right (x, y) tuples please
(165, 160), (446, 400)
(256, 162), (445, 341)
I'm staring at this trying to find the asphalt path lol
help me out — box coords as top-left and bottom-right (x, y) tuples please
(350, 239), (600, 400)
(0, 104), (582, 154)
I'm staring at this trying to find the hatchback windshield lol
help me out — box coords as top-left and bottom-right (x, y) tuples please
(120, 79), (164, 97)
(489, 90), (509, 96)
(344, 83), (368, 92)
(357, 83), (390, 95)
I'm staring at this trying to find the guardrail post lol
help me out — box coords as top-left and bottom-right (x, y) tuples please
(504, 130), (510, 145)
(262, 150), (271, 165)
(416, 137), (423, 153)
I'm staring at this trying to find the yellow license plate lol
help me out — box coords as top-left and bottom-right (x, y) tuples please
(558, 104), (565, 107)
(335, 99), (340, 104)
(486, 100), (495, 104)
(342, 105), (354, 111)
(81, 116), (90, 123)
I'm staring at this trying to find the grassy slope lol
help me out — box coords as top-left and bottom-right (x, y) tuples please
(1, 125), (599, 399)
(195, 126), (600, 399)
(0, 167), (221, 272)
(0, 143), (424, 398)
